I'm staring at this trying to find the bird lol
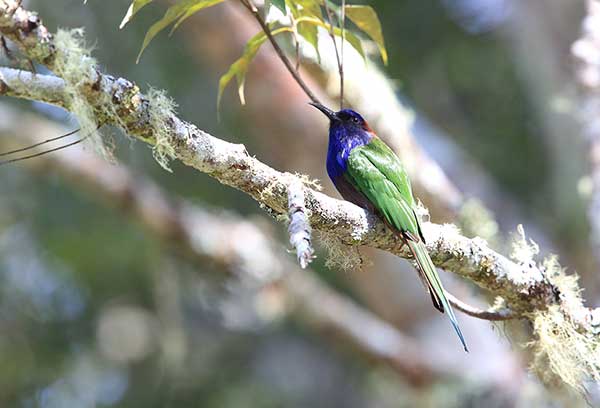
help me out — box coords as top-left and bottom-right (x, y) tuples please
(309, 102), (468, 352)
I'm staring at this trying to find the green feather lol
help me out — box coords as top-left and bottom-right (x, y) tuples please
(345, 138), (468, 352)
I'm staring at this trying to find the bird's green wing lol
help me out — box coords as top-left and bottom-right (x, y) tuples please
(345, 137), (420, 237)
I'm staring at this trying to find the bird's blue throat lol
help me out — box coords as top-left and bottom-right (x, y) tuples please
(326, 121), (373, 180)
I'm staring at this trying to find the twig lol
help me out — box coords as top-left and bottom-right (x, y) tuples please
(287, 180), (315, 268)
(340, 0), (345, 108)
(323, 0), (343, 109)
(238, 0), (321, 104)
(0, 127), (79, 157)
(290, 13), (300, 72)
(0, 134), (86, 166)
(1, 35), (11, 60)
(0, 124), (103, 166)
(446, 292), (515, 322)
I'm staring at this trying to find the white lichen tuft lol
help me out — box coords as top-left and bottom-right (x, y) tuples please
(287, 180), (315, 269)
(507, 227), (598, 395)
(530, 305), (600, 394)
(510, 224), (539, 264)
(53, 29), (111, 159)
(146, 87), (178, 171)
(529, 256), (600, 396)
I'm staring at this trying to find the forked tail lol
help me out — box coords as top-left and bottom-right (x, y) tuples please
(407, 239), (469, 352)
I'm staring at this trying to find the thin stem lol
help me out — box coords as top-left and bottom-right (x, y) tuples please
(0, 136), (87, 166)
(323, 0), (343, 109)
(290, 13), (301, 72)
(340, 0), (345, 109)
(1, 36), (12, 60)
(239, 0), (321, 105)
(446, 292), (515, 321)
(0, 124), (103, 167)
(0, 127), (79, 157)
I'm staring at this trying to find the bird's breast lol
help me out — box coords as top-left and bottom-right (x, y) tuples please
(326, 146), (350, 181)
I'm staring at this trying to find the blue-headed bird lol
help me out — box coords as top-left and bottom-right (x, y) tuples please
(310, 102), (468, 352)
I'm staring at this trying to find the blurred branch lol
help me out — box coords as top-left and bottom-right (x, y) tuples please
(0, 104), (447, 385)
(572, 0), (600, 269)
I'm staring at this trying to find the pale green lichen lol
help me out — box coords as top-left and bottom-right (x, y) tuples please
(506, 226), (598, 396)
(528, 256), (599, 396)
(146, 87), (178, 171)
(52, 29), (179, 170)
(294, 173), (322, 191)
(319, 230), (366, 271)
(53, 29), (113, 159)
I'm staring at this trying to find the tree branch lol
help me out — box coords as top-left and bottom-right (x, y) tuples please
(0, 65), (558, 314)
(446, 293), (514, 322)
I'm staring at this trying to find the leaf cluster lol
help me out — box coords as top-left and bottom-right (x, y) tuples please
(118, 0), (387, 109)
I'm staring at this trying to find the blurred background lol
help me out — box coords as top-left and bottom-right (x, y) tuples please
(0, 0), (597, 406)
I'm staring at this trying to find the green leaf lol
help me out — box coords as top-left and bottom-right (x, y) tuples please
(136, 0), (224, 63)
(296, 16), (365, 61)
(170, 0), (225, 34)
(290, 0), (322, 19)
(344, 5), (387, 64)
(120, 0), (153, 29)
(271, 0), (287, 14)
(297, 22), (320, 63)
(218, 27), (293, 110)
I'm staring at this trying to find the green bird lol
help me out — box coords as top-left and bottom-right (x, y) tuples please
(310, 102), (468, 352)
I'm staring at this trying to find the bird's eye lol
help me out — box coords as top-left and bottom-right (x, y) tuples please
(352, 117), (360, 124)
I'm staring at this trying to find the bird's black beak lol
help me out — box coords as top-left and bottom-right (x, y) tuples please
(309, 102), (337, 121)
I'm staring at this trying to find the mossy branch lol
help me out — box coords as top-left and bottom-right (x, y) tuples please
(0, 65), (558, 311)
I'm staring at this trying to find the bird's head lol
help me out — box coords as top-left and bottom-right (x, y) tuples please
(309, 102), (373, 134)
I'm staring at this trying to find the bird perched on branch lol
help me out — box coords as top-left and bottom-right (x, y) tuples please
(310, 102), (468, 352)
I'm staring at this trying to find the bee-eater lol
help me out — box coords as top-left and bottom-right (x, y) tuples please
(310, 102), (468, 352)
